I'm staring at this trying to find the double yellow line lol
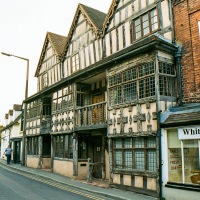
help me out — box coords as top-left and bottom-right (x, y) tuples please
(2, 165), (104, 200)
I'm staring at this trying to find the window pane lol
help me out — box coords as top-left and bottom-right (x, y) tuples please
(183, 140), (199, 184)
(147, 137), (156, 148)
(148, 150), (156, 171)
(124, 138), (132, 148)
(69, 135), (73, 159)
(124, 150), (132, 169)
(123, 82), (137, 102)
(134, 138), (144, 148)
(142, 14), (150, 35)
(64, 135), (69, 158)
(60, 136), (64, 158)
(116, 150), (122, 168)
(150, 9), (158, 31)
(135, 150), (145, 170)
(168, 130), (182, 183)
(116, 139), (122, 148)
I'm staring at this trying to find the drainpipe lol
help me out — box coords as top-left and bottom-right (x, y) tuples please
(158, 110), (162, 200)
(175, 46), (182, 105)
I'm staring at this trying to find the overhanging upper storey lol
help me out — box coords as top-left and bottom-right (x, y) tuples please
(102, 0), (174, 58)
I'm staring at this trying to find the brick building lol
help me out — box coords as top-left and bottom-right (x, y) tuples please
(161, 1), (200, 199)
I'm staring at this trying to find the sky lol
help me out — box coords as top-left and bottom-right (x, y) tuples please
(0, 0), (111, 125)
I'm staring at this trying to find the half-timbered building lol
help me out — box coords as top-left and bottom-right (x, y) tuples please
(24, 1), (179, 198)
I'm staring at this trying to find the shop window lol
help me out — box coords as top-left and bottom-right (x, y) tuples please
(113, 137), (157, 171)
(167, 130), (200, 185)
(132, 8), (158, 41)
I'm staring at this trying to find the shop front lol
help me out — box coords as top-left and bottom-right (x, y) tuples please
(161, 104), (200, 200)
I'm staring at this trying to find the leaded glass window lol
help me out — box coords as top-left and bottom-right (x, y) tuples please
(113, 137), (157, 171)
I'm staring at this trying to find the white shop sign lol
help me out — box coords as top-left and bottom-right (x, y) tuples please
(178, 126), (200, 140)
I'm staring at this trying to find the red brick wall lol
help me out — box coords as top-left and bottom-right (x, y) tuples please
(173, 0), (200, 102)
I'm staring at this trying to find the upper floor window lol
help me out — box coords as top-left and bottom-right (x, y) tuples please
(42, 73), (48, 88)
(133, 8), (158, 41)
(71, 53), (80, 73)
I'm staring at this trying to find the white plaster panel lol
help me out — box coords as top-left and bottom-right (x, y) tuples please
(141, 0), (147, 9)
(133, 0), (139, 13)
(111, 29), (117, 53)
(149, 0), (155, 5)
(105, 34), (111, 57)
(125, 21), (131, 47)
(115, 12), (120, 26)
(113, 174), (121, 184)
(161, 0), (171, 28)
(89, 43), (95, 65)
(85, 46), (90, 67)
(95, 40), (100, 61)
(118, 25), (123, 50)
(80, 49), (85, 69)
(163, 32), (172, 42)
(67, 58), (71, 76)
(135, 176), (143, 188)
(147, 178), (157, 190)
(128, 4), (133, 18)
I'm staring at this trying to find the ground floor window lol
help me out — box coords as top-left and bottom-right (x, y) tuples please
(27, 137), (39, 155)
(54, 134), (73, 159)
(113, 137), (157, 171)
(167, 129), (200, 185)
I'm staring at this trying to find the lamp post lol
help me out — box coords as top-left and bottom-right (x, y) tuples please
(1, 52), (29, 166)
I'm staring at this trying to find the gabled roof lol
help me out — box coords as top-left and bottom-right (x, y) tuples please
(63, 3), (106, 57)
(35, 32), (67, 77)
(80, 4), (107, 30)
(102, 0), (118, 35)
(1, 114), (22, 132)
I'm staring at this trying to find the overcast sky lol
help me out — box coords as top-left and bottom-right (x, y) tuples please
(0, 0), (111, 124)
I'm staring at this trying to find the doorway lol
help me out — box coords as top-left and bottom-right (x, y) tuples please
(13, 141), (21, 163)
(91, 136), (102, 179)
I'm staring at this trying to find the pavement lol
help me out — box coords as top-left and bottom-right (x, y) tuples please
(0, 159), (157, 200)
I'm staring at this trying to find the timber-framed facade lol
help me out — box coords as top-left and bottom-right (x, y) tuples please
(24, 0), (179, 198)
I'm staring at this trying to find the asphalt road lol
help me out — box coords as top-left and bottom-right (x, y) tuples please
(0, 167), (108, 200)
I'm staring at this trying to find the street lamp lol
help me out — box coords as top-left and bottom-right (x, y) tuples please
(1, 52), (29, 166)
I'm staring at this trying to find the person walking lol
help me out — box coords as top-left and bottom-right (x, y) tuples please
(4, 145), (12, 164)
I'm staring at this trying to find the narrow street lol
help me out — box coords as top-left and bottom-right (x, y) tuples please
(0, 166), (110, 200)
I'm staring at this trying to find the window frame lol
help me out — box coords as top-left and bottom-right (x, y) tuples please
(113, 137), (157, 172)
(54, 134), (73, 159)
(132, 7), (159, 41)
(71, 53), (80, 73)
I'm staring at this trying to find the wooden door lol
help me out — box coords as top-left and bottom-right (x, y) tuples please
(92, 93), (104, 124)
(92, 136), (102, 179)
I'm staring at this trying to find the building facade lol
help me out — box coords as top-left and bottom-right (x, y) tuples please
(161, 0), (200, 199)
(0, 104), (22, 163)
(24, 0), (179, 198)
